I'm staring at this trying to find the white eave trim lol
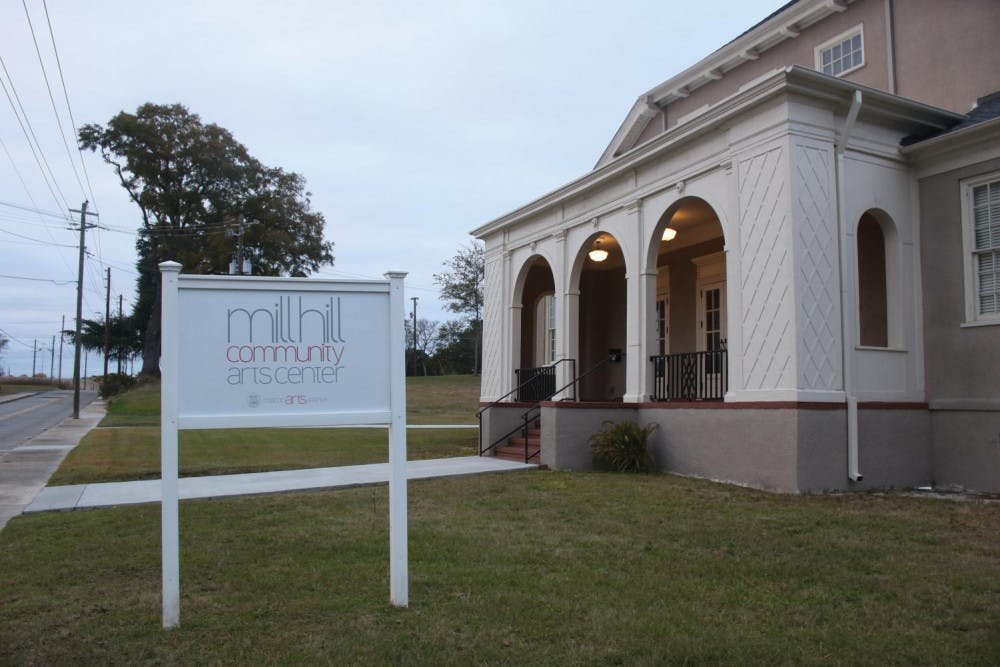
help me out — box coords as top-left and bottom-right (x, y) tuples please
(900, 117), (1000, 157)
(472, 67), (961, 239)
(595, 0), (856, 167)
(900, 117), (1000, 179)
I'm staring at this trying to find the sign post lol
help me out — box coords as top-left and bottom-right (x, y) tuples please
(160, 262), (181, 628)
(385, 272), (408, 607)
(158, 262), (408, 628)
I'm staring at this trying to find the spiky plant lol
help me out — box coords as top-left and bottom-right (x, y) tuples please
(589, 420), (657, 473)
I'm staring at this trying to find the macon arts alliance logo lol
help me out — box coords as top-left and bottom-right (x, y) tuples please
(224, 294), (347, 389)
(246, 392), (330, 408)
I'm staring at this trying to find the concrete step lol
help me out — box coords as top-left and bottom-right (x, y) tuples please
(494, 444), (540, 462)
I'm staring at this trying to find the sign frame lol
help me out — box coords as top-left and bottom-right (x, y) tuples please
(158, 261), (409, 628)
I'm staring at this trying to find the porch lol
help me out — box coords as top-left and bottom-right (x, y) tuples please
(478, 347), (727, 465)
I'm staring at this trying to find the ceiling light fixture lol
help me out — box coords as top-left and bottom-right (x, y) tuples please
(588, 239), (608, 262)
(662, 227), (678, 242)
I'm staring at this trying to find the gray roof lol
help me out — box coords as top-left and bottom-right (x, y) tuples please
(901, 90), (1000, 146)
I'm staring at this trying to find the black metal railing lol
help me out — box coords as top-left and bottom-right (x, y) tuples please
(514, 359), (576, 402)
(477, 354), (616, 462)
(650, 343), (727, 401)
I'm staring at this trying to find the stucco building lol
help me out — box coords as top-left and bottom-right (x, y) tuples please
(473, 0), (1000, 493)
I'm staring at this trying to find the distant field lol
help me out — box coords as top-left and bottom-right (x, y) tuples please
(100, 375), (481, 427)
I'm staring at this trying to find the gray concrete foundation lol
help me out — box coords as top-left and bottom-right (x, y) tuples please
(930, 410), (1000, 493)
(481, 399), (993, 494)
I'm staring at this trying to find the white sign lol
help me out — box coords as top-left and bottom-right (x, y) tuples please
(175, 278), (392, 428)
(158, 263), (409, 629)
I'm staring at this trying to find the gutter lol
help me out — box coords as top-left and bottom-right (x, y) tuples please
(835, 89), (863, 482)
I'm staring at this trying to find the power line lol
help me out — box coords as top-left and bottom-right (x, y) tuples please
(21, 0), (88, 204)
(0, 198), (70, 219)
(0, 271), (75, 285)
(0, 52), (70, 211)
(0, 226), (75, 247)
(0, 135), (76, 276)
(92, 255), (141, 276)
(0, 326), (35, 349)
(41, 0), (98, 208)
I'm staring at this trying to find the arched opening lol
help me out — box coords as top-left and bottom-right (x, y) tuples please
(856, 209), (899, 348)
(512, 255), (556, 400)
(646, 196), (727, 400)
(517, 257), (556, 368)
(857, 213), (887, 347)
(573, 232), (626, 401)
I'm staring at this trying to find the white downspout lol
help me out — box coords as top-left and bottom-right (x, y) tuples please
(835, 90), (864, 483)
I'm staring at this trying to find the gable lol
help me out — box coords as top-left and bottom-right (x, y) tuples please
(596, 0), (863, 167)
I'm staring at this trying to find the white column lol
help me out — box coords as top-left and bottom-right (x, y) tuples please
(624, 200), (645, 403)
(158, 261), (181, 629)
(552, 231), (573, 396)
(510, 304), (523, 386)
(501, 245), (512, 396)
(385, 271), (409, 607)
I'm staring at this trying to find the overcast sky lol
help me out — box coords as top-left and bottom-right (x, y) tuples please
(0, 0), (783, 376)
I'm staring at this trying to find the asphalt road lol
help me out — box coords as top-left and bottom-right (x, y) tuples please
(0, 390), (99, 452)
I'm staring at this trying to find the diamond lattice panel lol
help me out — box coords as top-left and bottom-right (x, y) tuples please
(793, 144), (841, 390)
(739, 146), (795, 391)
(480, 256), (504, 399)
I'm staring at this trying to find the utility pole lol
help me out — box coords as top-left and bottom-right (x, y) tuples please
(50, 335), (55, 379)
(228, 218), (253, 275)
(103, 266), (111, 387)
(118, 294), (124, 375)
(58, 315), (64, 382)
(410, 297), (418, 376)
(69, 201), (99, 419)
(31, 339), (37, 376)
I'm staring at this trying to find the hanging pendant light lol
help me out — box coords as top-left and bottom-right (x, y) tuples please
(588, 239), (608, 262)
(662, 227), (678, 242)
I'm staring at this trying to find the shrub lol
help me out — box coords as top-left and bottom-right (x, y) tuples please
(100, 373), (137, 399)
(589, 420), (657, 473)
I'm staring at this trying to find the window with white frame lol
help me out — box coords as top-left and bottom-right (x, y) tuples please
(816, 26), (864, 77)
(965, 175), (1000, 322)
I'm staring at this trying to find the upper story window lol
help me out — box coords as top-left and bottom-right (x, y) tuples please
(816, 26), (864, 77)
(961, 173), (1000, 325)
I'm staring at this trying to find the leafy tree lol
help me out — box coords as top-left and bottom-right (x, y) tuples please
(434, 242), (484, 374)
(62, 316), (141, 373)
(79, 103), (334, 375)
(431, 320), (477, 375)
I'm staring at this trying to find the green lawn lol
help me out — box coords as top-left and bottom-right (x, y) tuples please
(2, 472), (997, 664)
(54, 375), (482, 485)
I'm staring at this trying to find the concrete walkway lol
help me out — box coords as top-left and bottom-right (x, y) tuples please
(0, 400), (105, 530)
(26, 456), (536, 513)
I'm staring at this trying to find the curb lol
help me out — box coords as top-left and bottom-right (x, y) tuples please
(0, 392), (39, 405)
